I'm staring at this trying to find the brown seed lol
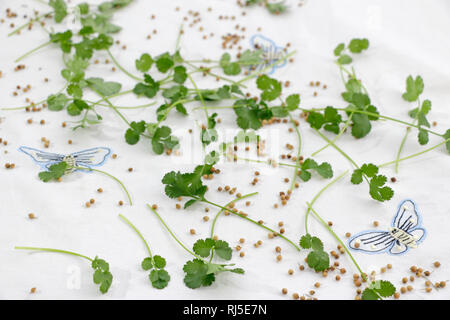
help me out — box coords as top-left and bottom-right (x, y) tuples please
(314, 282), (321, 288)
(97, 188), (103, 193)
(118, 200), (124, 206)
(276, 254), (282, 262)
(89, 198), (95, 204)
(152, 204), (157, 210)
(85, 202), (91, 208)
(28, 213), (35, 219)
(128, 168), (133, 172)
(189, 229), (196, 235)
(433, 261), (441, 268)
(373, 221), (379, 227)
(292, 293), (299, 300)
(203, 216), (209, 222)
(282, 288), (288, 295)
(239, 251), (245, 257)
(288, 269), (294, 275)
(394, 292), (400, 299)
(30, 287), (36, 294)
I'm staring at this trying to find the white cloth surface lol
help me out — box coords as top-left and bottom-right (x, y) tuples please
(0, 0), (449, 299)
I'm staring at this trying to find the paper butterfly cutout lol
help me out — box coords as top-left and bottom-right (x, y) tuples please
(249, 34), (288, 75)
(19, 146), (111, 174)
(348, 199), (426, 255)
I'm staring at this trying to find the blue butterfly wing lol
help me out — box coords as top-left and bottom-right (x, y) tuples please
(71, 147), (111, 168)
(392, 199), (422, 231)
(249, 34), (286, 74)
(348, 231), (395, 254)
(19, 146), (64, 169)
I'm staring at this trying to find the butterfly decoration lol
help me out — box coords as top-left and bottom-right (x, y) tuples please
(348, 199), (426, 255)
(19, 146), (111, 174)
(249, 34), (288, 75)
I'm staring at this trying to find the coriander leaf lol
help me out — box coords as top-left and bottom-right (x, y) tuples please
(418, 129), (429, 145)
(286, 94), (300, 111)
(91, 257), (113, 294)
(49, 0), (68, 23)
(369, 175), (394, 202)
(38, 161), (68, 182)
(50, 30), (73, 53)
(351, 113), (371, 138)
(266, 2), (288, 14)
(47, 93), (69, 111)
(135, 53), (153, 72)
(373, 280), (396, 297)
(149, 269), (170, 289)
(233, 99), (272, 130)
(351, 169), (363, 185)
(155, 52), (174, 73)
(299, 158), (333, 181)
(183, 259), (209, 289)
(307, 250), (329, 272)
(125, 120), (146, 145)
(153, 255), (166, 269)
(237, 49), (263, 65)
(348, 38), (369, 53)
(360, 163), (378, 177)
(299, 234), (312, 249)
(77, 3), (89, 15)
(173, 65), (187, 84)
(184, 199), (197, 209)
(337, 54), (352, 65)
(193, 239), (215, 258)
(162, 164), (212, 200)
(141, 257), (153, 271)
(362, 288), (379, 300)
(256, 75), (282, 101)
(214, 240), (232, 261)
(311, 237), (324, 251)
(87, 78), (122, 96)
(443, 129), (450, 154)
(306, 111), (325, 130)
(334, 43), (345, 56)
(220, 53), (241, 75)
(402, 75), (424, 102)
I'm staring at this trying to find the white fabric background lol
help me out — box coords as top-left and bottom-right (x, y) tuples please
(0, 0), (449, 299)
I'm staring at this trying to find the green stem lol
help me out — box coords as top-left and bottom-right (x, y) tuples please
(107, 50), (143, 82)
(91, 88), (131, 127)
(201, 198), (300, 251)
(394, 98), (420, 173)
(184, 61), (246, 88)
(14, 246), (93, 262)
(379, 138), (450, 168)
(119, 214), (152, 258)
(305, 203), (366, 280)
(304, 171), (348, 234)
(15, 40), (52, 63)
(311, 112), (354, 157)
(187, 73), (209, 123)
(210, 192), (258, 238)
(146, 204), (203, 259)
(156, 98), (196, 125)
(74, 166), (132, 205)
(313, 128), (359, 169)
(8, 12), (52, 37)
(288, 112), (302, 191)
(339, 108), (442, 137)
